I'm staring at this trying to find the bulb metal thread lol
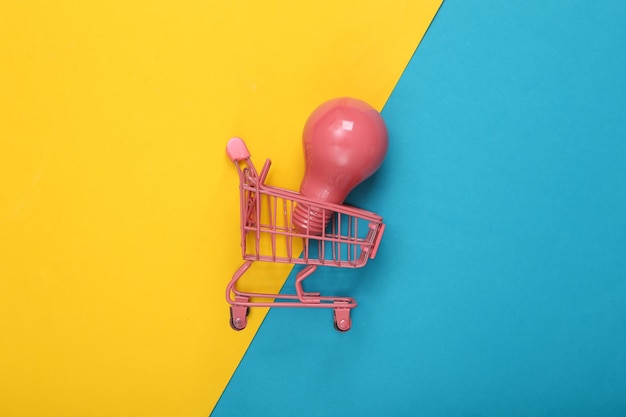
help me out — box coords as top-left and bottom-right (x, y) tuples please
(292, 203), (333, 236)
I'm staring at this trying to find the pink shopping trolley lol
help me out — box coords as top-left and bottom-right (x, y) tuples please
(225, 137), (385, 332)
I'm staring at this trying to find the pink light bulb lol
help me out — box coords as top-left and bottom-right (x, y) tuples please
(292, 97), (388, 235)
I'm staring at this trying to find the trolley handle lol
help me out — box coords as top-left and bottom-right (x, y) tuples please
(226, 137), (250, 162)
(227, 137), (272, 185)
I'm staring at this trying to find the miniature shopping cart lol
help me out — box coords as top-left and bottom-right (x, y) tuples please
(225, 138), (385, 332)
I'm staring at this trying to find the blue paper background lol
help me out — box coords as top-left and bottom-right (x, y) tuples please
(213, 1), (626, 415)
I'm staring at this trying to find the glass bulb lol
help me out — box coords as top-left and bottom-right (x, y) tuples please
(292, 97), (388, 235)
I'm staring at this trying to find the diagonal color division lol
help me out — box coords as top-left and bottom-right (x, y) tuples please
(213, 2), (626, 416)
(0, 1), (442, 416)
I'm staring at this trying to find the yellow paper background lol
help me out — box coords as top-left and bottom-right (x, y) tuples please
(0, 1), (441, 415)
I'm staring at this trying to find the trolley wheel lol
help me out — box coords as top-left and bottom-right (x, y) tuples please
(333, 310), (352, 332)
(229, 306), (248, 331)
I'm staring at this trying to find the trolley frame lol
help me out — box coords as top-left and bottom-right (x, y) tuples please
(225, 137), (385, 331)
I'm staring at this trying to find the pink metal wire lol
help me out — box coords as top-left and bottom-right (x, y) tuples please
(225, 138), (385, 331)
